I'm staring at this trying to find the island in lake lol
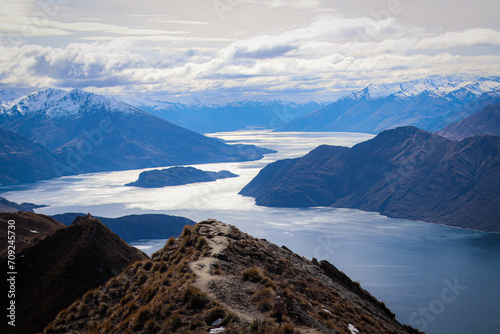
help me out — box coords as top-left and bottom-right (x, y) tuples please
(125, 166), (238, 188)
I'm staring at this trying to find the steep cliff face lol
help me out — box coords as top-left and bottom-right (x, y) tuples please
(45, 219), (420, 334)
(240, 126), (500, 232)
(0, 214), (147, 334)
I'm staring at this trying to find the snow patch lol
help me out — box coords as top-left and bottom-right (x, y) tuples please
(209, 327), (225, 333)
(348, 324), (359, 334)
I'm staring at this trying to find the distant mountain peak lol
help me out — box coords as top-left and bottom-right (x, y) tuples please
(347, 75), (500, 101)
(279, 75), (500, 133)
(3, 88), (144, 118)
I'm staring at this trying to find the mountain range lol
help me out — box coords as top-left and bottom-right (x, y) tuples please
(128, 99), (324, 133)
(0, 88), (274, 185)
(0, 90), (22, 104)
(240, 126), (500, 233)
(278, 76), (500, 133)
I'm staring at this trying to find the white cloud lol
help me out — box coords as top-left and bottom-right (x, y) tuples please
(262, 0), (321, 9)
(1, 4), (499, 101)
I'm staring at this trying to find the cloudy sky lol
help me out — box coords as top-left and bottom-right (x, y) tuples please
(1, 0), (499, 102)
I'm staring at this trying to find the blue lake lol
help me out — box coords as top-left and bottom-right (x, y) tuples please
(2, 131), (499, 334)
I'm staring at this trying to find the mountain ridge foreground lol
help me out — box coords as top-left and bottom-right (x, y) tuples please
(45, 219), (421, 334)
(240, 126), (500, 233)
(0, 214), (148, 334)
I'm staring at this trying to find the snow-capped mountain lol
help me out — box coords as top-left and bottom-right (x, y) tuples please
(0, 90), (23, 112)
(0, 90), (22, 103)
(278, 76), (500, 133)
(2, 88), (145, 118)
(353, 75), (500, 100)
(0, 88), (274, 182)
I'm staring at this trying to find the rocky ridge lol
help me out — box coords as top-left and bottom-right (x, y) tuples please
(45, 219), (420, 334)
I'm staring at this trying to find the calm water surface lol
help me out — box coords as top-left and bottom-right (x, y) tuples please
(2, 131), (499, 334)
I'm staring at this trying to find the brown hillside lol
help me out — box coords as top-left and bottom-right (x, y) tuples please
(45, 219), (421, 334)
(0, 211), (65, 258)
(0, 214), (147, 334)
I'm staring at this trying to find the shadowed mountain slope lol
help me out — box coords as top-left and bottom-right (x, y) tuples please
(0, 128), (73, 185)
(45, 219), (420, 334)
(437, 102), (500, 140)
(0, 214), (147, 334)
(0, 196), (45, 213)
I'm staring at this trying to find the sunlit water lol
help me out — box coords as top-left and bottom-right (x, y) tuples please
(1, 130), (499, 334)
